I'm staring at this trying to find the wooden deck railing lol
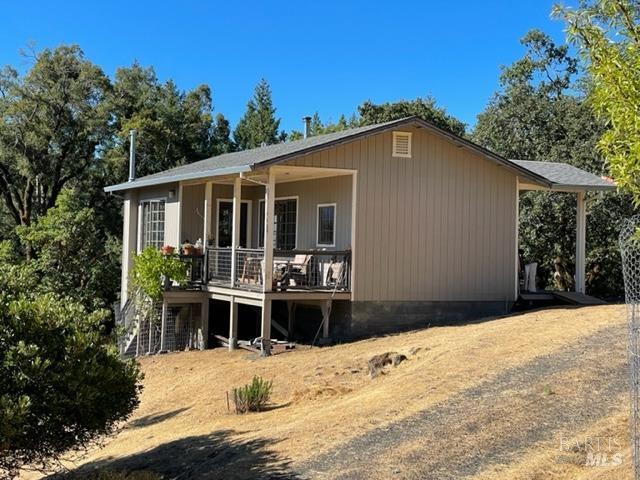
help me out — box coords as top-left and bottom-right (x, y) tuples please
(183, 247), (352, 292)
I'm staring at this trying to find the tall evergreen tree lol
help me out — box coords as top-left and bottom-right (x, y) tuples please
(211, 113), (234, 155)
(233, 79), (282, 149)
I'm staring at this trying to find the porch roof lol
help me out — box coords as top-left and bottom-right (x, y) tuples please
(512, 160), (616, 192)
(104, 116), (613, 193)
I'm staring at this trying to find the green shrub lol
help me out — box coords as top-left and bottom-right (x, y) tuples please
(130, 247), (188, 301)
(231, 376), (273, 414)
(0, 290), (142, 477)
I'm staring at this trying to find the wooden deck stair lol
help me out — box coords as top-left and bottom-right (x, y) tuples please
(551, 291), (607, 306)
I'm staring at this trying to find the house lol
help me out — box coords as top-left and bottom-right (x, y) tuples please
(105, 116), (615, 355)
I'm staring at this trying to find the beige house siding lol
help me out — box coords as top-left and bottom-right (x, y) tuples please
(203, 178), (352, 250)
(273, 176), (352, 250)
(180, 184), (205, 244)
(285, 126), (518, 303)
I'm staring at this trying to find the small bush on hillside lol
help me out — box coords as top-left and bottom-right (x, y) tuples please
(231, 376), (273, 414)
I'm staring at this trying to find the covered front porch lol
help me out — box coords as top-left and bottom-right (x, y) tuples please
(169, 164), (357, 355)
(177, 165), (356, 294)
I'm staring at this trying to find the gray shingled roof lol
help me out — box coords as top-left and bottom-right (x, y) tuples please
(105, 118), (418, 192)
(104, 116), (614, 193)
(511, 160), (616, 191)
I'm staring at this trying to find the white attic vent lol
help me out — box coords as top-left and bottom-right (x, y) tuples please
(392, 131), (412, 158)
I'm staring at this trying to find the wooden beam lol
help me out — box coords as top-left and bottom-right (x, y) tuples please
(575, 191), (587, 293)
(159, 299), (168, 353)
(321, 300), (331, 339)
(203, 181), (213, 246)
(263, 169), (275, 292)
(229, 296), (238, 350)
(230, 177), (242, 288)
(121, 190), (138, 308)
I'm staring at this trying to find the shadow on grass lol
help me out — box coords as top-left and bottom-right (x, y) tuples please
(52, 431), (300, 480)
(127, 407), (190, 429)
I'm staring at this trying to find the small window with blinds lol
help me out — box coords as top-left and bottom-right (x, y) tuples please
(392, 131), (412, 158)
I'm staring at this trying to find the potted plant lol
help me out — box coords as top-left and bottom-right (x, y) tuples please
(160, 245), (175, 255)
(182, 240), (195, 256)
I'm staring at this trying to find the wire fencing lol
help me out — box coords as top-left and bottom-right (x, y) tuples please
(620, 215), (640, 480)
(117, 302), (204, 357)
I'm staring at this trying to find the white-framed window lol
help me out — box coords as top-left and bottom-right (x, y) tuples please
(317, 203), (336, 247)
(392, 131), (412, 158)
(258, 197), (298, 250)
(139, 199), (166, 250)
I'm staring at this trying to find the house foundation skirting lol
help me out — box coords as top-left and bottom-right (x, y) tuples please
(329, 300), (511, 339)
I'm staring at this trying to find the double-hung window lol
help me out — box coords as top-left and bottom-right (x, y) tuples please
(258, 198), (297, 250)
(140, 199), (166, 250)
(317, 203), (336, 247)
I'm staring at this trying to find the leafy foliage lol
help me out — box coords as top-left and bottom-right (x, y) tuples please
(231, 376), (273, 414)
(7, 190), (120, 311)
(0, 277), (142, 477)
(0, 45), (110, 232)
(234, 79), (284, 149)
(103, 63), (215, 182)
(472, 30), (633, 297)
(287, 96), (465, 141)
(357, 97), (466, 136)
(130, 247), (188, 301)
(556, 0), (640, 206)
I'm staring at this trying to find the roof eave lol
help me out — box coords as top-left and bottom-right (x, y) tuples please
(549, 183), (617, 192)
(104, 165), (253, 193)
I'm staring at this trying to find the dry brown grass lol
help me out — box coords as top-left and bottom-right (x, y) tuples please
(24, 304), (631, 479)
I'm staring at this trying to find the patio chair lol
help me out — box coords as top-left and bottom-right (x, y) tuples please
(325, 260), (345, 288)
(289, 254), (313, 286)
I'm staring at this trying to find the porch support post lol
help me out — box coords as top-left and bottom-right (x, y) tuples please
(263, 168), (275, 292)
(159, 298), (168, 353)
(230, 177), (242, 288)
(287, 301), (295, 341)
(321, 300), (331, 339)
(229, 296), (238, 350)
(201, 296), (209, 349)
(120, 190), (138, 308)
(203, 181), (213, 246)
(261, 298), (272, 356)
(575, 191), (586, 293)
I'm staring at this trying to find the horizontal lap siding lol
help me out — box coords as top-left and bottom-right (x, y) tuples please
(285, 126), (517, 303)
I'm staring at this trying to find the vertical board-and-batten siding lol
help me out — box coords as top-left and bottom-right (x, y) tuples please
(206, 178), (352, 250)
(180, 184), (205, 244)
(285, 125), (517, 303)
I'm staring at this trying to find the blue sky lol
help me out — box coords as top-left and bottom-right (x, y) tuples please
(1, 1), (572, 132)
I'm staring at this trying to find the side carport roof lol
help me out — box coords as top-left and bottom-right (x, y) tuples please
(104, 116), (553, 193)
(512, 160), (616, 191)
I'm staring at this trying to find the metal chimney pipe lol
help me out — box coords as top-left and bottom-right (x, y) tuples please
(302, 116), (311, 139)
(128, 129), (137, 182)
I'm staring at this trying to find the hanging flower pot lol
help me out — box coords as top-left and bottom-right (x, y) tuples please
(160, 245), (175, 256)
